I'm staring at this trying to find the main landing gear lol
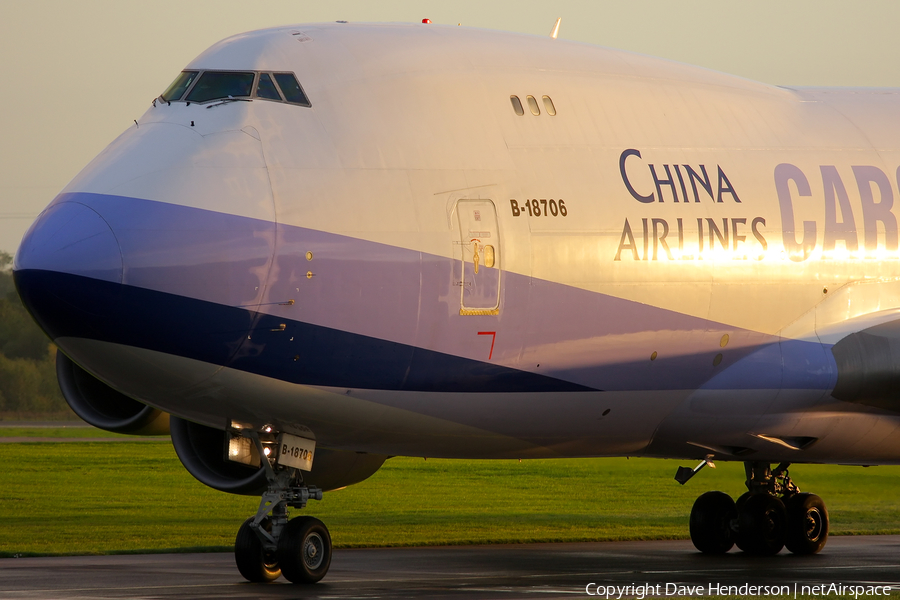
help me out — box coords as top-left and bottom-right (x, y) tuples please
(234, 432), (331, 584)
(683, 461), (828, 556)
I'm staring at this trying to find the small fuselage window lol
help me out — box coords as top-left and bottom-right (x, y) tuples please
(542, 95), (557, 116)
(159, 70), (312, 107)
(510, 95), (524, 116)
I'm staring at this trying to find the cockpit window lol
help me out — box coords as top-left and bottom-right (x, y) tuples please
(273, 73), (311, 106)
(185, 71), (255, 103)
(161, 71), (199, 102)
(158, 70), (312, 107)
(256, 73), (282, 101)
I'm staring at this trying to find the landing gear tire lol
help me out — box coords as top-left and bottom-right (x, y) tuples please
(690, 491), (736, 554)
(785, 493), (828, 555)
(277, 516), (332, 584)
(735, 493), (787, 556)
(235, 517), (281, 583)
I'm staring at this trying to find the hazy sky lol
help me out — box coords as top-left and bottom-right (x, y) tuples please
(3, 0), (900, 253)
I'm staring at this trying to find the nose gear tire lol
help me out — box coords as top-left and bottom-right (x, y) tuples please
(235, 517), (281, 582)
(276, 516), (332, 584)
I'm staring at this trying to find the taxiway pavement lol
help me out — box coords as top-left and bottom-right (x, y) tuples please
(1, 536), (898, 599)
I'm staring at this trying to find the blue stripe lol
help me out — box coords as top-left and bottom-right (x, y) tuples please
(15, 269), (595, 393)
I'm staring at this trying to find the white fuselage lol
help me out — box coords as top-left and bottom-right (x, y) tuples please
(14, 23), (900, 464)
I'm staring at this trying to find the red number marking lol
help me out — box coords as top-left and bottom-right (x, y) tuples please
(477, 331), (496, 360)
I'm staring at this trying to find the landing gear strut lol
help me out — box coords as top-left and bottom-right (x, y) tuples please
(685, 461), (828, 556)
(233, 431), (330, 583)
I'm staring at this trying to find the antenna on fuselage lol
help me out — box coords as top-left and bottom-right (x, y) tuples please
(549, 18), (561, 39)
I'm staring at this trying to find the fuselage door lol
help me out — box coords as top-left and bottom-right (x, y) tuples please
(456, 200), (501, 315)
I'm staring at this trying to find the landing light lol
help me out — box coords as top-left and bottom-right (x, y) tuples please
(226, 434), (260, 467)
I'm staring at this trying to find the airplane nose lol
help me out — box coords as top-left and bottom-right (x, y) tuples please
(15, 201), (123, 282)
(14, 200), (124, 340)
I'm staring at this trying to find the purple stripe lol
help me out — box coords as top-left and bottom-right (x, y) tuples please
(23, 192), (837, 392)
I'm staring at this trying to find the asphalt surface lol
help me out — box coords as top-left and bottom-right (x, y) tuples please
(1, 536), (898, 599)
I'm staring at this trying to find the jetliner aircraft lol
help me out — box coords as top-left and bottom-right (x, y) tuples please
(13, 20), (900, 583)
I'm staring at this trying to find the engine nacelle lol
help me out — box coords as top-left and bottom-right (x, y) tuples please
(56, 351), (170, 435)
(169, 416), (388, 495)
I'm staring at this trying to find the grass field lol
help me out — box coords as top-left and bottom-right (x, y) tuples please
(1, 437), (900, 556)
(0, 427), (131, 438)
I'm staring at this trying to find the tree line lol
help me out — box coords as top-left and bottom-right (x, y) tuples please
(0, 252), (72, 417)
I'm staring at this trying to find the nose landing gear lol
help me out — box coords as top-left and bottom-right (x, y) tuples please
(684, 461), (828, 556)
(233, 431), (331, 584)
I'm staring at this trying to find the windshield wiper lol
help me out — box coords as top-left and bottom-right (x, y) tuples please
(206, 97), (252, 108)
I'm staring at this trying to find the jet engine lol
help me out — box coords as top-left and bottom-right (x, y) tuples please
(169, 416), (388, 495)
(56, 351), (170, 435)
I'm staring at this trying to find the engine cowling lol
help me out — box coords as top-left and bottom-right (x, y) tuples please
(169, 416), (388, 495)
(56, 350), (170, 435)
